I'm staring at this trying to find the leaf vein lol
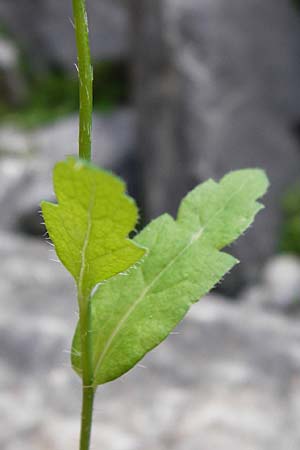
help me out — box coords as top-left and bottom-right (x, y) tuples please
(92, 175), (253, 380)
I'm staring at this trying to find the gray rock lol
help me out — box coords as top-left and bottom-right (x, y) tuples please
(0, 109), (136, 234)
(0, 231), (75, 318)
(0, 126), (30, 156)
(130, 0), (300, 289)
(0, 38), (17, 70)
(1, 233), (300, 449)
(0, 0), (129, 70)
(243, 255), (300, 314)
(0, 38), (26, 105)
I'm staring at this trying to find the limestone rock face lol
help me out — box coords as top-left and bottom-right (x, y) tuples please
(130, 0), (300, 288)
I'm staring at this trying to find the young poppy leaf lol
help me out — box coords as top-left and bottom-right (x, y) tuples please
(72, 169), (269, 385)
(41, 157), (146, 298)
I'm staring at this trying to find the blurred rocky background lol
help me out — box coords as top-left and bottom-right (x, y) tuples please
(1, 1), (300, 449)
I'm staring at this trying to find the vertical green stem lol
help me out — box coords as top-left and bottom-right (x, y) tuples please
(72, 0), (93, 161)
(80, 385), (94, 450)
(79, 297), (95, 450)
(72, 1), (94, 449)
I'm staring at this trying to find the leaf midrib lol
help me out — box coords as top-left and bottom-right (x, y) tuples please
(92, 175), (253, 382)
(77, 181), (96, 300)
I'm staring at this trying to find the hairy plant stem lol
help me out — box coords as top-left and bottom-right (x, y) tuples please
(72, 0), (94, 449)
(79, 296), (95, 450)
(72, 0), (93, 161)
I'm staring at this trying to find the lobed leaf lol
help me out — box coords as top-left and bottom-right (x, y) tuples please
(72, 169), (269, 385)
(41, 157), (146, 298)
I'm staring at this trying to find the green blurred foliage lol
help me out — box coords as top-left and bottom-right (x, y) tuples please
(279, 182), (300, 255)
(93, 61), (129, 111)
(0, 60), (129, 128)
(0, 71), (78, 127)
(292, 0), (300, 10)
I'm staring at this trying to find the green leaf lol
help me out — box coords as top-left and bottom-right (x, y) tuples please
(72, 169), (269, 385)
(41, 157), (146, 298)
